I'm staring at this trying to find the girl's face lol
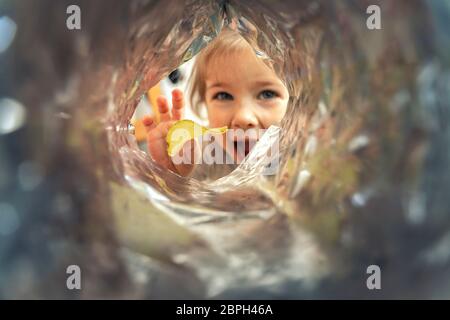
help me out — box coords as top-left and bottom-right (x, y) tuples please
(204, 46), (289, 161)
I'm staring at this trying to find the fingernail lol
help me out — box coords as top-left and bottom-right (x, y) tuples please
(173, 89), (182, 99)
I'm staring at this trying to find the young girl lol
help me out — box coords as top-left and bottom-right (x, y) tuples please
(142, 28), (289, 180)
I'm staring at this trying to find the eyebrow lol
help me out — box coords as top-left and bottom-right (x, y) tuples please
(253, 80), (279, 88)
(206, 80), (280, 90)
(207, 82), (227, 90)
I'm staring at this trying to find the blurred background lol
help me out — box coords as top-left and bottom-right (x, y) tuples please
(1, 0), (450, 299)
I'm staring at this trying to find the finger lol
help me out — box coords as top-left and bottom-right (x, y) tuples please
(146, 120), (176, 141)
(157, 96), (171, 122)
(142, 115), (156, 132)
(171, 89), (184, 120)
(159, 120), (177, 136)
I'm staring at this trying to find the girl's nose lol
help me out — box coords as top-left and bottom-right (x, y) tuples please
(231, 105), (259, 130)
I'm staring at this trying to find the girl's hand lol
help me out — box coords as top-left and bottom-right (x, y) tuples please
(142, 89), (195, 176)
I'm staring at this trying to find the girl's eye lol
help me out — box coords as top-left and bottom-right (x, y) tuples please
(213, 92), (233, 100)
(258, 90), (277, 100)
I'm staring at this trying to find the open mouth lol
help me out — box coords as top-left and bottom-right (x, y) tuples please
(233, 139), (256, 158)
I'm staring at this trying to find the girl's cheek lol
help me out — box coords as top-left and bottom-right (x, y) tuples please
(207, 105), (230, 127)
(259, 104), (287, 127)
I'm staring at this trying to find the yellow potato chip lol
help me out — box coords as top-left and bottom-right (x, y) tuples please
(166, 120), (228, 157)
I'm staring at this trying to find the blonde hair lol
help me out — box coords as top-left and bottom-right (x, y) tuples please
(188, 28), (268, 118)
